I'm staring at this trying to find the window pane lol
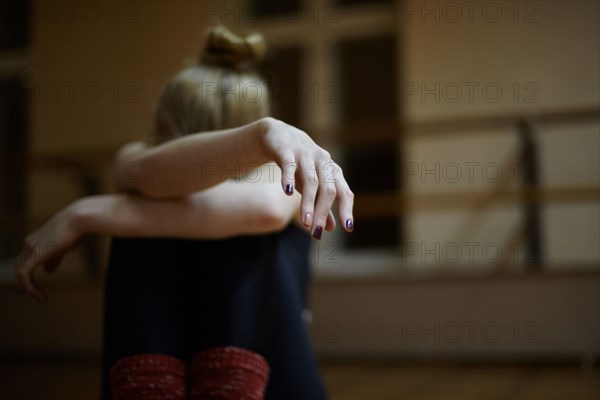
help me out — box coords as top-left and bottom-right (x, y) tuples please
(346, 217), (399, 249)
(252, 0), (301, 19)
(337, 0), (395, 8)
(0, 1), (30, 50)
(344, 144), (397, 192)
(338, 34), (397, 121)
(344, 144), (399, 249)
(0, 78), (28, 260)
(259, 45), (303, 128)
(337, 34), (400, 249)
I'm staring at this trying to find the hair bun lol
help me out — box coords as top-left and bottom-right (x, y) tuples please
(201, 26), (267, 68)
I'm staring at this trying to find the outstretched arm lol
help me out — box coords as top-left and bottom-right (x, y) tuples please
(115, 117), (354, 237)
(79, 165), (311, 240)
(15, 164), (337, 302)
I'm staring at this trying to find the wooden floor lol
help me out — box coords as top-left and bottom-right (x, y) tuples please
(0, 359), (598, 400)
(321, 361), (600, 400)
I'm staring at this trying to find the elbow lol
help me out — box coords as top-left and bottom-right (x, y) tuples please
(263, 207), (290, 233)
(114, 143), (173, 198)
(119, 157), (166, 198)
(114, 142), (153, 194)
(254, 196), (291, 233)
(125, 156), (188, 199)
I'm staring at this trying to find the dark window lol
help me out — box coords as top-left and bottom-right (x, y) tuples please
(344, 144), (397, 192)
(338, 35), (397, 121)
(0, 0), (30, 260)
(0, 1), (30, 50)
(0, 78), (29, 260)
(337, 0), (395, 7)
(337, 34), (399, 249)
(251, 0), (301, 19)
(259, 45), (303, 129)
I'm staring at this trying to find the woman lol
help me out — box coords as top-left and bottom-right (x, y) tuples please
(15, 26), (353, 399)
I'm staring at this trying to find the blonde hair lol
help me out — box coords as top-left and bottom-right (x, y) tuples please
(155, 26), (270, 142)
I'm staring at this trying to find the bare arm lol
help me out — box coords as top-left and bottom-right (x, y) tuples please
(15, 164), (336, 302)
(115, 119), (267, 197)
(115, 117), (354, 237)
(80, 164), (307, 239)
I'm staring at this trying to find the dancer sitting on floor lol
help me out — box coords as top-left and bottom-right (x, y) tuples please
(15, 26), (354, 400)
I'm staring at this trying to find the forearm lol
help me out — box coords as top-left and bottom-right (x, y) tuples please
(116, 118), (273, 198)
(72, 185), (298, 240)
(112, 116), (355, 239)
(72, 194), (185, 238)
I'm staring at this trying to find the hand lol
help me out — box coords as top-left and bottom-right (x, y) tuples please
(260, 118), (354, 239)
(15, 202), (84, 302)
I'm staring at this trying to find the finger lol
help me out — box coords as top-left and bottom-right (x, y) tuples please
(278, 152), (296, 196)
(334, 168), (355, 232)
(30, 275), (48, 303)
(311, 183), (336, 239)
(17, 263), (40, 302)
(325, 210), (336, 231)
(15, 251), (34, 296)
(16, 252), (46, 302)
(298, 158), (319, 229)
(311, 162), (337, 239)
(312, 157), (340, 239)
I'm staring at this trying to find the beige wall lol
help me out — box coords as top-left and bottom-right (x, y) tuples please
(312, 273), (600, 359)
(27, 0), (212, 236)
(403, 0), (599, 121)
(3, 0), (597, 358)
(1, 0), (213, 355)
(398, 0), (600, 272)
(31, 0), (208, 154)
(313, 0), (599, 358)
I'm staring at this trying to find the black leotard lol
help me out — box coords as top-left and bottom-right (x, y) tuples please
(100, 223), (327, 399)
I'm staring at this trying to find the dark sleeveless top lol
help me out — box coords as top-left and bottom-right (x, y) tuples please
(101, 223), (327, 400)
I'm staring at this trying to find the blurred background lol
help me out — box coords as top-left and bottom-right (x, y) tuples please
(1, 0), (598, 399)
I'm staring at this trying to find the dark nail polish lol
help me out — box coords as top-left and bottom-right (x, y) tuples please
(345, 218), (354, 231)
(285, 184), (294, 195)
(312, 226), (323, 240)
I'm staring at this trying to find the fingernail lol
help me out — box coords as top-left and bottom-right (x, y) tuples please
(285, 184), (294, 195)
(312, 226), (323, 240)
(345, 218), (354, 231)
(303, 212), (312, 227)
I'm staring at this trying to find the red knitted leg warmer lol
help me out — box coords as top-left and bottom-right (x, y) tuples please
(109, 354), (186, 400)
(188, 346), (270, 400)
